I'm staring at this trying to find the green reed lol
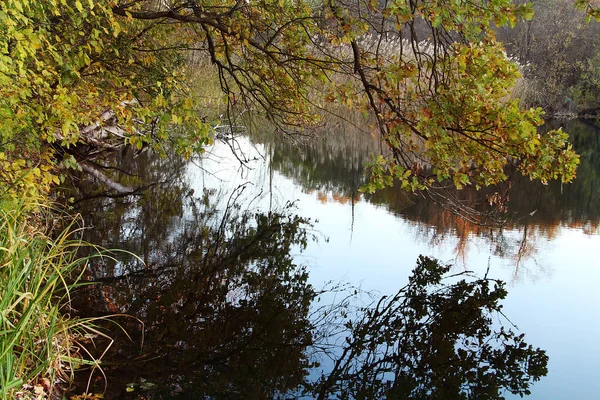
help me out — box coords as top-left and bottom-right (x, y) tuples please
(0, 197), (110, 398)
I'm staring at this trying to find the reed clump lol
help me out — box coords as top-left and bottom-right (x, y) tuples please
(0, 197), (108, 399)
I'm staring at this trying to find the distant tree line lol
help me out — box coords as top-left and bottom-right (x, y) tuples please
(497, 0), (600, 115)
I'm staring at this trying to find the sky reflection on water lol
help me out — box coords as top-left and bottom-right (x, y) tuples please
(67, 120), (600, 399)
(189, 133), (600, 399)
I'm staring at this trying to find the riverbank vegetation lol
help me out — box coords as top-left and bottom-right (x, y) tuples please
(0, 197), (115, 398)
(498, 0), (600, 115)
(0, 0), (597, 396)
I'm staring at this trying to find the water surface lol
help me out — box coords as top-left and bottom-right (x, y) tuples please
(66, 119), (600, 399)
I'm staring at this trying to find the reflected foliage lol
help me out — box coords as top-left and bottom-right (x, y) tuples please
(370, 120), (600, 231)
(256, 120), (379, 204)
(261, 118), (600, 230)
(259, 119), (600, 270)
(69, 149), (316, 398)
(64, 147), (190, 269)
(312, 256), (548, 400)
(67, 147), (547, 399)
(368, 119), (600, 266)
(75, 207), (315, 398)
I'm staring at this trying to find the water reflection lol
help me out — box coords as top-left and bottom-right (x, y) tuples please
(264, 118), (600, 227)
(313, 256), (547, 400)
(66, 146), (548, 399)
(259, 118), (600, 271)
(72, 204), (315, 397)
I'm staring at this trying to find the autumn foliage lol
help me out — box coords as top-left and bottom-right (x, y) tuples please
(1, 0), (595, 196)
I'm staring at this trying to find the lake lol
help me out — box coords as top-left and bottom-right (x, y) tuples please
(65, 118), (600, 399)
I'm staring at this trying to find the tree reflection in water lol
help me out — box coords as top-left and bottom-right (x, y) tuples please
(263, 118), (600, 275)
(312, 256), (547, 400)
(73, 197), (316, 398)
(67, 148), (547, 399)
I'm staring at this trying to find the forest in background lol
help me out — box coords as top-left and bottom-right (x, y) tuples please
(498, 0), (600, 115)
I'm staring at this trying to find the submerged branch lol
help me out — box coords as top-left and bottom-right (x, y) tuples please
(79, 161), (135, 194)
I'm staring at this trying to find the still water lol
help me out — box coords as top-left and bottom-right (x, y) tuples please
(67, 119), (600, 399)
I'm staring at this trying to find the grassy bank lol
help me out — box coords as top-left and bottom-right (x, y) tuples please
(0, 197), (108, 399)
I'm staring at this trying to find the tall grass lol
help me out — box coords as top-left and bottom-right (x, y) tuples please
(0, 197), (109, 398)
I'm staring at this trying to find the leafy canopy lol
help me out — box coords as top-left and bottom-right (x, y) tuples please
(0, 0), (591, 196)
(0, 0), (208, 195)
